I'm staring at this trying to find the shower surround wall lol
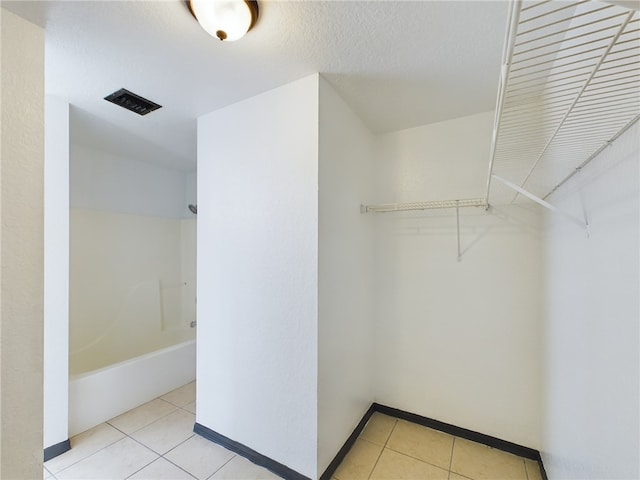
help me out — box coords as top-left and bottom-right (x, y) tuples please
(69, 144), (196, 374)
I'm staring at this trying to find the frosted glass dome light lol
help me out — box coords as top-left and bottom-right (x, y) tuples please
(188, 0), (259, 42)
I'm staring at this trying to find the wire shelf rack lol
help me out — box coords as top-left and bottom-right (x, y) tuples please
(486, 0), (640, 205)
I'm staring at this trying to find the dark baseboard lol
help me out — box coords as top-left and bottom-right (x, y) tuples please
(373, 403), (540, 460)
(194, 423), (311, 480)
(319, 404), (376, 480)
(539, 458), (549, 480)
(321, 403), (547, 480)
(44, 438), (71, 462)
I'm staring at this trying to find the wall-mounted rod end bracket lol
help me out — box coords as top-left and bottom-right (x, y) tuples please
(360, 205), (368, 214)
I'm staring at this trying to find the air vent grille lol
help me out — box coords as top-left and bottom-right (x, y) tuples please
(104, 88), (162, 116)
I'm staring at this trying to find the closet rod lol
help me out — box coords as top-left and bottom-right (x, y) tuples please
(361, 198), (486, 214)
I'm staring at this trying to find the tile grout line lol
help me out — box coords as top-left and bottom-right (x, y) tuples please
(366, 418), (398, 480)
(46, 431), (126, 477)
(157, 455), (199, 480)
(381, 445), (451, 474)
(448, 437), (456, 480)
(204, 454), (237, 480)
(377, 420), (454, 474)
(109, 404), (184, 437)
(123, 455), (163, 480)
(48, 384), (196, 480)
(159, 432), (197, 457)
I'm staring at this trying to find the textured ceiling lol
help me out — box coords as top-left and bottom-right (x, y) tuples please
(4, 0), (509, 170)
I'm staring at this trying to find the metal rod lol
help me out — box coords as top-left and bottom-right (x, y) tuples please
(589, 73), (640, 86)
(511, 33), (617, 65)
(598, 59), (640, 73)
(504, 90), (579, 108)
(578, 89), (640, 103)
(492, 174), (587, 229)
(517, 5), (616, 38)
(511, 55), (600, 78)
(521, 0), (552, 13)
(456, 201), (462, 262)
(602, 53), (640, 66)
(484, 0), (522, 206)
(512, 11), (635, 202)
(504, 85), (585, 105)
(572, 96), (640, 111)
(508, 64), (594, 86)
(590, 65), (640, 81)
(511, 44), (617, 73)
(563, 108), (640, 124)
(514, 11), (629, 48)
(507, 76), (585, 95)
(513, 22), (634, 57)
(519, 1), (589, 25)
(510, 59), (598, 81)
(582, 78), (640, 94)
(502, 100), (574, 116)
(500, 115), (565, 130)
(363, 198), (486, 213)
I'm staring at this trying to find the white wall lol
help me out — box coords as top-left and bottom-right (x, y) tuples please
(0, 8), (45, 479)
(373, 112), (543, 448)
(541, 123), (639, 479)
(317, 77), (375, 475)
(44, 96), (70, 449)
(197, 74), (319, 478)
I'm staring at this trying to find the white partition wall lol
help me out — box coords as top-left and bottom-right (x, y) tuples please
(317, 77), (375, 475)
(542, 123), (639, 479)
(44, 96), (70, 451)
(197, 75), (320, 478)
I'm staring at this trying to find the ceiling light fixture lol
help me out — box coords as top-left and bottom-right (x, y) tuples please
(188, 0), (259, 42)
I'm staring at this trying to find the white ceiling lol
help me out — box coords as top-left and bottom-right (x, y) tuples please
(4, 0), (510, 171)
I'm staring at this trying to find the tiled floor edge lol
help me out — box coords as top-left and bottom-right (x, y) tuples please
(193, 422), (311, 480)
(44, 438), (71, 462)
(372, 403), (548, 476)
(319, 403), (377, 480)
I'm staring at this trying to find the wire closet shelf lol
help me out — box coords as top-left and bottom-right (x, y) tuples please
(363, 0), (639, 216)
(485, 0), (640, 206)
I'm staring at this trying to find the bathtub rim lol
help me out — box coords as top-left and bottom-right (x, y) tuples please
(69, 338), (196, 380)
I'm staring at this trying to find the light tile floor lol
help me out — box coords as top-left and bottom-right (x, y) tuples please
(44, 386), (543, 480)
(44, 382), (279, 480)
(332, 412), (544, 480)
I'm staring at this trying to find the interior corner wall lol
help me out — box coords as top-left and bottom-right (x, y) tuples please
(44, 96), (70, 449)
(196, 74), (320, 479)
(317, 77), (374, 475)
(372, 111), (543, 448)
(541, 122), (639, 480)
(0, 8), (45, 479)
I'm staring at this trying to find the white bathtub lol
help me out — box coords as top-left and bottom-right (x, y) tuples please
(69, 339), (196, 436)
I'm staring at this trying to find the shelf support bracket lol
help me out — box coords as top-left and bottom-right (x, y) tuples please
(492, 174), (588, 230)
(456, 200), (462, 262)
